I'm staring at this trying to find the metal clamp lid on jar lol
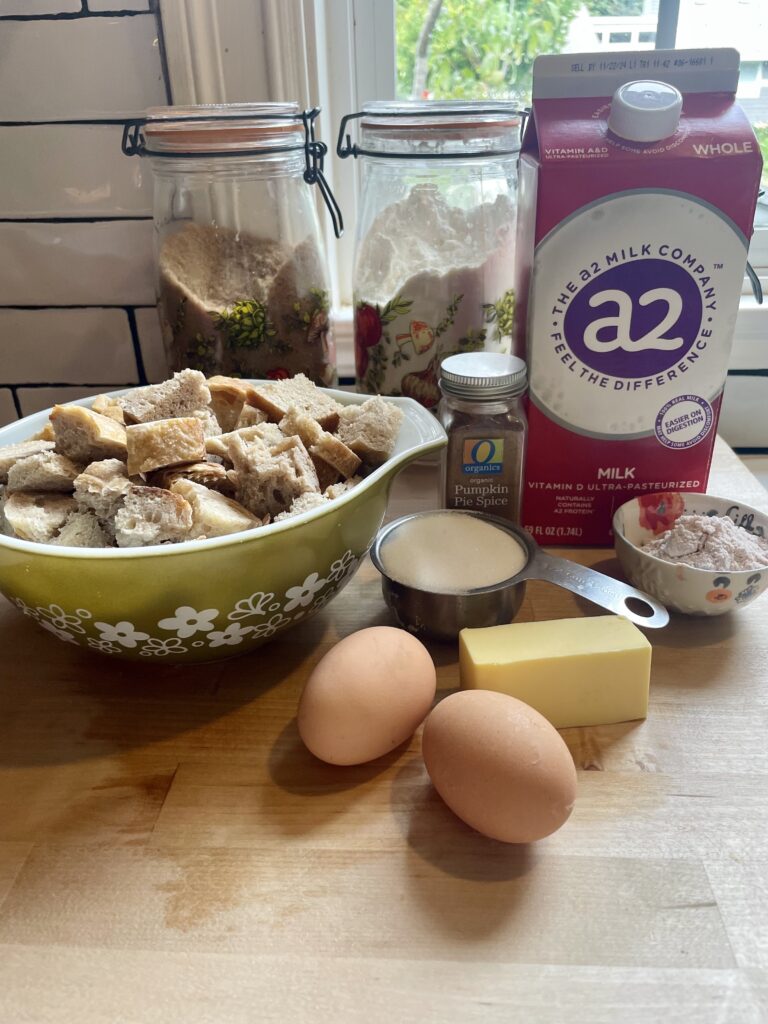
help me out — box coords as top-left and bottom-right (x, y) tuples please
(337, 100), (528, 160)
(439, 352), (527, 400)
(121, 103), (343, 238)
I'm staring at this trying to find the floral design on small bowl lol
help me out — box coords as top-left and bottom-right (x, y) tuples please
(637, 492), (685, 535)
(705, 576), (733, 604)
(736, 573), (763, 604)
(613, 492), (768, 617)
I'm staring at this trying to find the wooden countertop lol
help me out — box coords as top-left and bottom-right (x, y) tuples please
(0, 437), (766, 1024)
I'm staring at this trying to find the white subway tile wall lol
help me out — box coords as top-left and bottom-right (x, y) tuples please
(0, 390), (16, 428)
(0, 125), (150, 218)
(16, 386), (118, 417)
(88, 1), (151, 11)
(0, 222), (155, 306)
(0, 309), (139, 384)
(134, 306), (167, 383)
(0, 17), (166, 121)
(0, 3), (169, 425)
(0, 2), (80, 13)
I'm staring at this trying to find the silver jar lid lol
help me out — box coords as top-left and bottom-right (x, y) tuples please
(440, 352), (527, 399)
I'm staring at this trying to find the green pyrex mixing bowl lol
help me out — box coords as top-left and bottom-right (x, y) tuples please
(0, 388), (446, 664)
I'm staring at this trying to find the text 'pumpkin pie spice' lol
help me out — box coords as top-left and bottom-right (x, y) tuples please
(438, 352), (527, 525)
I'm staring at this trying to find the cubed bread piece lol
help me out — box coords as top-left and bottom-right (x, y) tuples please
(91, 394), (126, 423)
(268, 435), (322, 488)
(147, 460), (233, 495)
(3, 492), (76, 542)
(325, 476), (362, 500)
(0, 440), (56, 483)
(170, 478), (261, 538)
(126, 417), (207, 476)
(116, 369), (211, 424)
(249, 373), (342, 430)
(0, 486), (11, 536)
(336, 397), (403, 465)
(235, 404), (269, 428)
(113, 485), (193, 547)
(311, 455), (341, 492)
(278, 407), (323, 447)
(208, 376), (260, 433)
(206, 422), (283, 460)
(255, 422), (287, 447)
(29, 422), (56, 442)
(309, 434), (361, 480)
(192, 407), (222, 438)
(273, 491), (329, 521)
(50, 405), (128, 463)
(229, 434), (320, 519)
(7, 452), (82, 494)
(74, 459), (130, 519)
(279, 406), (361, 480)
(54, 511), (112, 548)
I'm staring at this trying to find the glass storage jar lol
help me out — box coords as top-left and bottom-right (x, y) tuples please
(438, 351), (528, 525)
(338, 101), (520, 408)
(123, 103), (340, 384)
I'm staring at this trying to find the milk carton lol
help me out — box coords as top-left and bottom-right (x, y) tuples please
(516, 49), (762, 545)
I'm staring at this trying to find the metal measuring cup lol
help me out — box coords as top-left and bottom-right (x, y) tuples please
(370, 510), (669, 642)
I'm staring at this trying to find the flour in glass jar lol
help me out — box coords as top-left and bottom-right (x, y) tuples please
(354, 185), (516, 407)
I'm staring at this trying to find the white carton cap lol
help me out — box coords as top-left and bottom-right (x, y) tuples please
(607, 80), (683, 142)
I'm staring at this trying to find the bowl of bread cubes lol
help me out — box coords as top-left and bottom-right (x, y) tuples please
(0, 370), (446, 663)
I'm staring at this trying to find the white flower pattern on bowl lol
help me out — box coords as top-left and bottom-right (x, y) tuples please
(251, 612), (291, 639)
(38, 619), (79, 644)
(87, 637), (122, 655)
(140, 638), (188, 658)
(39, 603), (88, 634)
(227, 592), (276, 622)
(327, 551), (358, 583)
(13, 549), (360, 658)
(94, 620), (151, 649)
(206, 622), (254, 648)
(284, 572), (327, 612)
(158, 606), (219, 638)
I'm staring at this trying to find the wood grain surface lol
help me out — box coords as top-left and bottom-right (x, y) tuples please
(0, 437), (766, 1024)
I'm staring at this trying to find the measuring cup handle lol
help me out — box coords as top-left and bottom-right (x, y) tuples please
(521, 551), (669, 628)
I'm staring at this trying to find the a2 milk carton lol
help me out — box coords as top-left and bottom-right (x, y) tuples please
(516, 49), (762, 545)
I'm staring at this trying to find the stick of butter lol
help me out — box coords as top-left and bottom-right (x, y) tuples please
(459, 615), (651, 729)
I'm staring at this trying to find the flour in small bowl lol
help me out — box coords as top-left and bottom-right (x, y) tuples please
(642, 514), (768, 571)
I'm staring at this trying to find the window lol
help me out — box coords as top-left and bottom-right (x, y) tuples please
(392, 0), (768, 307)
(394, 1), (768, 187)
(159, 0), (768, 391)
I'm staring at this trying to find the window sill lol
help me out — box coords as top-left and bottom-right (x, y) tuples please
(732, 296), (768, 370)
(333, 307), (355, 380)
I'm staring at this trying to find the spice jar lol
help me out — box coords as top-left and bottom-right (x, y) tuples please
(122, 103), (342, 384)
(438, 352), (527, 525)
(337, 101), (520, 409)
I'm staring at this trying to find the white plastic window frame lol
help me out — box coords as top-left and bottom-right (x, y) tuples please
(159, 0), (766, 378)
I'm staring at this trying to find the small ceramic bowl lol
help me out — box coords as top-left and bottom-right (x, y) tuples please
(0, 387), (447, 663)
(613, 492), (768, 616)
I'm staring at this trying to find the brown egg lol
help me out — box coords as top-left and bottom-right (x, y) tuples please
(422, 690), (577, 843)
(297, 626), (437, 765)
